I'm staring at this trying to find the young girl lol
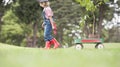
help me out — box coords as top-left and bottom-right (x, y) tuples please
(38, 0), (60, 49)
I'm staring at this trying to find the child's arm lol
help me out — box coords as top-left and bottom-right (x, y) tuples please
(44, 7), (54, 29)
(45, 7), (57, 34)
(48, 16), (57, 35)
(48, 16), (55, 29)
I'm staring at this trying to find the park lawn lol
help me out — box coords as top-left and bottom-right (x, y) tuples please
(0, 43), (120, 67)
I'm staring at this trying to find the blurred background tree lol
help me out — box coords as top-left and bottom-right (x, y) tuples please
(0, 0), (120, 47)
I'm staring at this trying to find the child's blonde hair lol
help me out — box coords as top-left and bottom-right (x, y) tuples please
(40, 1), (50, 7)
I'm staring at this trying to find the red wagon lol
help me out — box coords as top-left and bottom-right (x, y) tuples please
(74, 34), (104, 49)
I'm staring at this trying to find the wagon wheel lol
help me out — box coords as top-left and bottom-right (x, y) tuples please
(75, 43), (83, 50)
(95, 43), (104, 49)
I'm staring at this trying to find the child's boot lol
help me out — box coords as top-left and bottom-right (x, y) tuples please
(50, 38), (60, 49)
(45, 41), (51, 49)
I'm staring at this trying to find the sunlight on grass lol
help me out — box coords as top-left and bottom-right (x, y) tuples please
(0, 43), (120, 67)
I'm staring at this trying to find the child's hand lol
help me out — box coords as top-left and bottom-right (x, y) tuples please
(52, 23), (57, 30)
(42, 23), (44, 28)
(53, 29), (57, 35)
(52, 25), (55, 30)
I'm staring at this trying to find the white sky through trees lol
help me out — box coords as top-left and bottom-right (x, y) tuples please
(2, 0), (13, 6)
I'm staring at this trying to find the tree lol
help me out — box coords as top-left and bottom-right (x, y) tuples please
(1, 0), (119, 47)
(0, 0), (4, 33)
(0, 0), (44, 47)
(12, 0), (43, 47)
(0, 0), (15, 44)
(75, 0), (115, 38)
(106, 0), (120, 42)
(50, 0), (81, 46)
(1, 10), (24, 45)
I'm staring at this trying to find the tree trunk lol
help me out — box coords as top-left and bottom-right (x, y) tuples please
(83, 22), (89, 38)
(0, 12), (2, 32)
(32, 22), (38, 47)
(26, 35), (33, 47)
(57, 23), (63, 47)
(98, 5), (104, 38)
(0, 12), (3, 39)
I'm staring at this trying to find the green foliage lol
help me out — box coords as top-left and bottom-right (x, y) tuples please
(12, 0), (45, 47)
(12, 0), (42, 24)
(74, 0), (116, 39)
(76, 0), (96, 12)
(0, 0), (45, 47)
(1, 10), (24, 45)
(2, 10), (23, 35)
(50, 0), (82, 45)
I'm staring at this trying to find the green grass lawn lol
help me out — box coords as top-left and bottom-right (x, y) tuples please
(0, 43), (120, 67)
